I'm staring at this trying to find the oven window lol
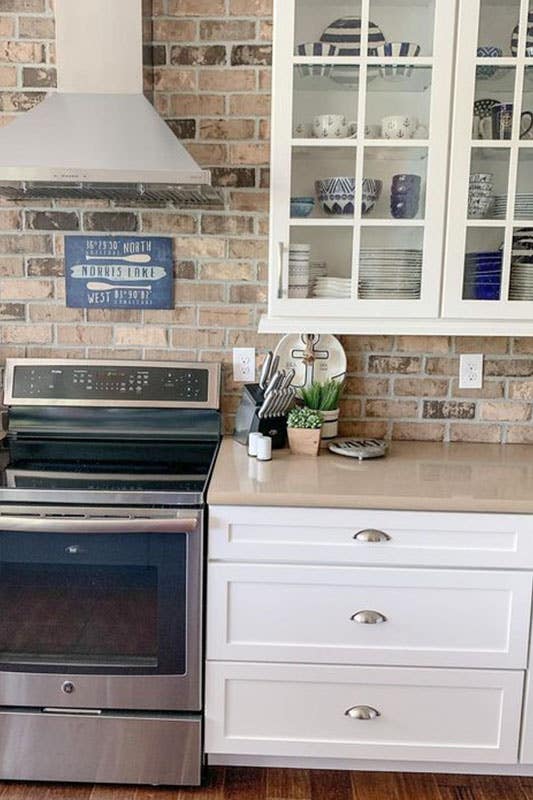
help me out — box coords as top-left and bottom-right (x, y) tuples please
(0, 532), (188, 675)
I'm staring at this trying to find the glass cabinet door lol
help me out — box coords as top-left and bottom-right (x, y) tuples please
(444, 0), (533, 317)
(268, 0), (455, 321)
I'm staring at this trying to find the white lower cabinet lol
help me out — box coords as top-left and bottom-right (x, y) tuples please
(205, 663), (523, 764)
(207, 564), (531, 669)
(206, 506), (533, 772)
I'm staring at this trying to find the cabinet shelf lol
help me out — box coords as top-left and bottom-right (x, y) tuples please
(289, 218), (354, 226)
(292, 141), (429, 159)
(293, 69), (432, 93)
(292, 139), (429, 149)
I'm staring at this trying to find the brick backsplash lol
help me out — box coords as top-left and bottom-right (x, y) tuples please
(0, 0), (532, 441)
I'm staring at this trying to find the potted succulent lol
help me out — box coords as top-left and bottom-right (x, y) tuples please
(286, 407), (323, 456)
(299, 379), (344, 442)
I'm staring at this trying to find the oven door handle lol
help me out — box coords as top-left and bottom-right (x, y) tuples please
(0, 516), (199, 534)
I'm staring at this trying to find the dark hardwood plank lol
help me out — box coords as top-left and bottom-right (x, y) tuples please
(396, 772), (442, 800)
(89, 786), (136, 800)
(350, 770), (401, 800)
(519, 778), (533, 800)
(0, 783), (47, 799)
(173, 766), (226, 800)
(437, 785), (478, 800)
(223, 767), (266, 800)
(0, 769), (532, 800)
(265, 768), (311, 800)
(309, 769), (352, 800)
(468, 776), (527, 800)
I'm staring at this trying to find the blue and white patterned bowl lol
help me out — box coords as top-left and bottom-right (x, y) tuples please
(319, 17), (385, 57)
(316, 177), (355, 215)
(476, 46), (503, 79)
(295, 42), (337, 78)
(290, 197), (315, 218)
(375, 41), (421, 58)
(375, 42), (421, 80)
(511, 13), (533, 57)
(315, 177), (382, 215)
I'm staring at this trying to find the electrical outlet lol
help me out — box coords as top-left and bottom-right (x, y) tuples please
(459, 354), (484, 390)
(233, 347), (256, 382)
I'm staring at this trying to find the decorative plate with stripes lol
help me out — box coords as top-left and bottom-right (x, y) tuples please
(511, 13), (533, 57)
(320, 17), (386, 57)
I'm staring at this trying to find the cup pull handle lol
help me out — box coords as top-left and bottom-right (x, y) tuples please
(345, 705), (380, 720)
(351, 610), (387, 625)
(353, 529), (391, 543)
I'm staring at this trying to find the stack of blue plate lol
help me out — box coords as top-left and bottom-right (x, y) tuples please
(463, 251), (502, 300)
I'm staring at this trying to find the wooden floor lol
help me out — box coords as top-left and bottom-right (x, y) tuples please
(2, 768), (533, 800)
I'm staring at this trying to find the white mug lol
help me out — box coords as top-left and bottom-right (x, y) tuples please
(313, 114), (357, 139)
(381, 115), (419, 140)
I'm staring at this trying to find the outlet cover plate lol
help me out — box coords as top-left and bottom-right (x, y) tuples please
(459, 354), (484, 390)
(233, 347), (256, 382)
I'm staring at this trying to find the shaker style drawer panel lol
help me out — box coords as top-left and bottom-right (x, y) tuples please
(207, 564), (532, 669)
(205, 662), (523, 764)
(209, 507), (533, 569)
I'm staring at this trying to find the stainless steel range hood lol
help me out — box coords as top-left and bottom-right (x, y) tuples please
(0, 0), (222, 207)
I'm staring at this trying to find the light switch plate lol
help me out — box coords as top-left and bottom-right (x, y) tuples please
(459, 354), (484, 389)
(233, 347), (256, 382)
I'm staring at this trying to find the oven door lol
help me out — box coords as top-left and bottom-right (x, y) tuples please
(0, 507), (202, 711)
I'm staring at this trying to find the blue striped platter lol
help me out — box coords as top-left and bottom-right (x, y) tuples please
(511, 12), (533, 57)
(320, 17), (386, 57)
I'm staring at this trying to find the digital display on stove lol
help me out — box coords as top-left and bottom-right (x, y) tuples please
(12, 365), (209, 403)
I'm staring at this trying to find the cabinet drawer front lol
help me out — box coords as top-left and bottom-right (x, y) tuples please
(205, 662), (523, 764)
(207, 565), (532, 668)
(209, 507), (533, 569)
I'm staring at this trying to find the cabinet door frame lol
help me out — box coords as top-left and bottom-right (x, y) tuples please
(443, 0), (533, 318)
(267, 0), (457, 322)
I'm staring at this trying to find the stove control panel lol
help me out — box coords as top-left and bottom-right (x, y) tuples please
(6, 360), (220, 408)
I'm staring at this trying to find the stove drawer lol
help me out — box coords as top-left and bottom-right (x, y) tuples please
(0, 531), (149, 565)
(0, 708), (201, 785)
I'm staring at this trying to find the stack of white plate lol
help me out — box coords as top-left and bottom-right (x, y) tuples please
(513, 193), (533, 219)
(509, 262), (533, 300)
(492, 195), (533, 220)
(313, 277), (351, 298)
(491, 196), (507, 219)
(359, 249), (422, 299)
(289, 244), (310, 299)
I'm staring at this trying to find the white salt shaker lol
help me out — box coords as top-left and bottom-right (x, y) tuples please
(248, 432), (264, 457)
(256, 435), (272, 462)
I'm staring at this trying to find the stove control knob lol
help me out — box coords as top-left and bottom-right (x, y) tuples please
(62, 681), (75, 695)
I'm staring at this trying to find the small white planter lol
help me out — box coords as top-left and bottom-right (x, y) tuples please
(320, 409), (339, 442)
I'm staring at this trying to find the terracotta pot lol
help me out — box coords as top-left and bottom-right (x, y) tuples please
(320, 408), (339, 443)
(287, 427), (322, 456)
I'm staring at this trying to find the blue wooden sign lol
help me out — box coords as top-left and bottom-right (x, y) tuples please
(65, 236), (173, 309)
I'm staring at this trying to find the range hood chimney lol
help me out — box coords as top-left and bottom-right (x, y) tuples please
(0, 0), (222, 207)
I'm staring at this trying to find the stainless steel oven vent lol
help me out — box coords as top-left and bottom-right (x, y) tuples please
(0, 0), (223, 209)
(0, 181), (223, 207)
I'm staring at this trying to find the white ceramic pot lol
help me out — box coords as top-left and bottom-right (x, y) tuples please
(320, 408), (339, 442)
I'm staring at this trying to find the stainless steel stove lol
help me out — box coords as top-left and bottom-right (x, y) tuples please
(0, 358), (221, 787)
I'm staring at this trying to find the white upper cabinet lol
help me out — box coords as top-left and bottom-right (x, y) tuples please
(263, 0), (455, 332)
(444, 0), (533, 319)
(261, 0), (533, 334)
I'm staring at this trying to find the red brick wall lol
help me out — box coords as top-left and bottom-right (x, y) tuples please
(0, 0), (533, 442)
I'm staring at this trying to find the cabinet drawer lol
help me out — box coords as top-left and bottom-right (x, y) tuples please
(207, 564), (532, 668)
(205, 662), (523, 764)
(209, 507), (533, 569)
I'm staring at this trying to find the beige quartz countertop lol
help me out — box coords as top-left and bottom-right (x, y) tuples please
(208, 438), (533, 513)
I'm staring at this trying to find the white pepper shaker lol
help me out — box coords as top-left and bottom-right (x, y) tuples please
(256, 435), (272, 462)
(248, 432), (264, 457)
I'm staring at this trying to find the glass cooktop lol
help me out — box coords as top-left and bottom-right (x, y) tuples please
(0, 436), (219, 505)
